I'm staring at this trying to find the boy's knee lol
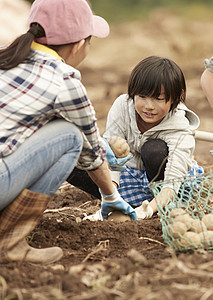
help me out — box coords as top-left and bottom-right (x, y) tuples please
(141, 139), (168, 159)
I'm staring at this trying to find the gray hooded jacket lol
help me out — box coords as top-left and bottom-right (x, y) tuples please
(103, 94), (200, 185)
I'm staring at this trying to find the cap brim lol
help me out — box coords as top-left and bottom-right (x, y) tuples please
(92, 15), (110, 38)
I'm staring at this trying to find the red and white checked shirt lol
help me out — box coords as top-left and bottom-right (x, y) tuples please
(0, 42), (105, 170)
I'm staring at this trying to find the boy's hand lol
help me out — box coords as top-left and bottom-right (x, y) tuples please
(135, 200), (153, 219)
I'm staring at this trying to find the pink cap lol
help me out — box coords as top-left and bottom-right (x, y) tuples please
(28, 0), (110, 45)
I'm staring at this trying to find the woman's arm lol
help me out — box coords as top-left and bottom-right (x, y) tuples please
(56, 77), (107, 170)
(87, 160), (137, 220)
(87, 160), (115, 195)
(200, 69), (213, 110)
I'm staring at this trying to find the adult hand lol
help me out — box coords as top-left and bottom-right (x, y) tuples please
(100, 187), (137, 221)
(135, 200), (153, 219)
(104, 138), (133, 171)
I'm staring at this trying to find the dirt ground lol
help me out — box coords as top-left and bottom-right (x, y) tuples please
(0, 8), (213, 300)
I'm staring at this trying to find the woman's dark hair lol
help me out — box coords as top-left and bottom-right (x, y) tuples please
(128, 56), (186, 111)
(0, 23), (45, 70)
(0, 23), (91, 70)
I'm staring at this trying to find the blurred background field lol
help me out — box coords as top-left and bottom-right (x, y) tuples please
(25, 0), (213, 23)
(0, 0), (212, 166)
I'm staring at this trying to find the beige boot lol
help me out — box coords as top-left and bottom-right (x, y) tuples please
(1, 239), (63, 264)
(0, 189), (63, 264)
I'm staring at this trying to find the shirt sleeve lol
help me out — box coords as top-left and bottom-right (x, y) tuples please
(103, 95), (127, 141)
(103, 95), (127, 182)
(54, 73), (106, 170)
(161, 130), (195, 192)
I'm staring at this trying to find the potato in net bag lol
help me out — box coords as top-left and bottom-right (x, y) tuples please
(150, 173), (213, 251)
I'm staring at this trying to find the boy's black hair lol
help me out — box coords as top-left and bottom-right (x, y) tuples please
(128, 56), (186, 111)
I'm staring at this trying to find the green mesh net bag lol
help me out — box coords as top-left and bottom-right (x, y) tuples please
(150, 173), (213, 252)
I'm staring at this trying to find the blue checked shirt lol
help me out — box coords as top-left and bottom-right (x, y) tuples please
(0, 42), (105, 170)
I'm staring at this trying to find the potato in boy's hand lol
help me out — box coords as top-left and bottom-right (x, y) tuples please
(109, 136), (130, 158)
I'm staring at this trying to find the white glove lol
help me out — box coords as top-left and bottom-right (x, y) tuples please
(83, 209), (103, 221)
(135, 200), (153, 219)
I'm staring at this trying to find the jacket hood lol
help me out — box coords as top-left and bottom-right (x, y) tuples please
(162, 102), (200, 131)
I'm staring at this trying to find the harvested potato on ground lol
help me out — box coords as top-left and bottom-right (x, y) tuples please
(107, 211), (131, 222)
(109, 136), (130, 158)
(199, 231), (213, 247)
(189, 219), (207, 233)
(202, 213), (213, 230)
(180, 231), (202, 248)
(167, 222), (187, 239)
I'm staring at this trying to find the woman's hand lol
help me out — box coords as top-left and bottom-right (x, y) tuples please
(100, 186), (138, 221)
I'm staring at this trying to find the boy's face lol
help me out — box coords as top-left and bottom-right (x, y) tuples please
(134, 86), (172, 127)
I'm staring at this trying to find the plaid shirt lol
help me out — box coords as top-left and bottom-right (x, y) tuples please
(0, 42), (105, 170)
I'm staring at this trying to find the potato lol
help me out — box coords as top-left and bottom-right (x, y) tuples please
(199, 231), (213, 247)
(107, 211), (131, 222)
(167, 222), (187, 239)
(171, 239), (182, 249)
(189, 219), (207, 233)
(109, 136), (130, 158)
(180, 232), (202, 248)
(202, 214), (213, 230)
(172, 214), (194, 230)
(170, 208), (186, 218)
(169, 208), (193, 229)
